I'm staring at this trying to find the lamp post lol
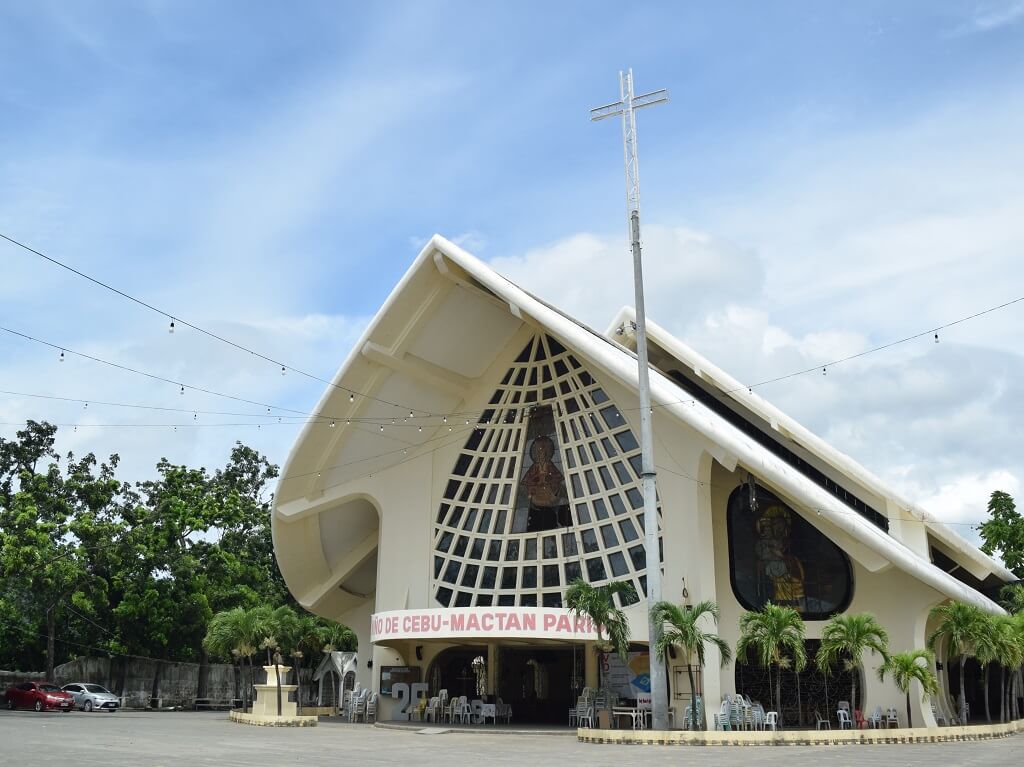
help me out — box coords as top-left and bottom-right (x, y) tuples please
(590, 69), (669, 731)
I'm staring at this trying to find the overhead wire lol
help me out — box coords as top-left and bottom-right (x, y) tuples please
(4, 230), (1023, 425)
(1, 231), (437, 415)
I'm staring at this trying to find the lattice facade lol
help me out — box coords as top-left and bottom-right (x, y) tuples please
(432, 334), (661, 609)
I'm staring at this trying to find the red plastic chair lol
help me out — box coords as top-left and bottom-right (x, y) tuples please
(854, 709), (867, 729)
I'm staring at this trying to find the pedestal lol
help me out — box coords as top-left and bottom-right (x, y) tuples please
(252, 665), (298, 718)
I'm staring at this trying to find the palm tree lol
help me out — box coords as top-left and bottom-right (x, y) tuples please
(736, 603), (806, 724)
(973, 611), (999, 723)
(565, 578), (635, 703)
(265, 605), (300, 717)
(877, 650), (939, 727)
(651, 600), (731, 730)
(203, 607), (263, 711)
(991, 615), (1022, 722)
(1000, 584), (1024, 616)
(816, 613), (889, 714)
(565, 578), (635, 659)
(927, 601), (984, 723)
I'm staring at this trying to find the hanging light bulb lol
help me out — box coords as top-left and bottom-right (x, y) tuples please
(317, 472), (321, 478)
(409, 410), (414, 419)
(280, 366), (286, 376)
(349, 393), (354, 403)
(403, 449), (408, 455)
(465, 419), (469, 425)
(278, 417), (282, 423)
(73, 425), (77, 432)
(379, 424), (384, 432)
(59, 350), (65, 362)
(448, 426), (452, 432)
(330, 420), (336, 428)
(193, 413), (197, 420)
(180, 385), (185, 395)
(346, 419), (351, 425)
(418, 426), (422, 432)
(83, 402), (88, 410)
(443, 416), (447, 424)
(822, 367), (827, 376)
(169, 320), (175, 334)
(934, 332), (939, 344)
(391, 418), (396, 425)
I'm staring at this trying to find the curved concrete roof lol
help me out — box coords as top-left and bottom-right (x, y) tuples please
(272, 234), (1007, 617)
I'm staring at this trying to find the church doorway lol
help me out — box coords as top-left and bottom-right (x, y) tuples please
(427, 646), (488, 701)
(498, 646), (580, 724)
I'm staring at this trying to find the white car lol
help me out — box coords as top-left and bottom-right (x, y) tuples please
(61, 683), (121, 712)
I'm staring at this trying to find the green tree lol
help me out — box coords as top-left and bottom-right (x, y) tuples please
(877, 649), (939, 727)
(988, 614), (1022, 723)
(978, 491), (1024, 578)
(816, 613), (890, 713)
(203, 606), (270, 711)
(0, 423), (124, 677)
(999, 584), (1024, 615)
(736, 603), (806, 724)
(927, 601), (984, 723)
(565, 578), (635, 660)
(651, 600), (731, 730)
(565, 578), (635, 703)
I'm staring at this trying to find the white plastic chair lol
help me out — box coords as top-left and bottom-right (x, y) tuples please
(424, 696), (441, 722)
(496, 697), (512, 724)
(868, 705), (883, 728)
(365, 692), (378, 723)
(454, 695), (471, 724)
(764, 711), (778, 731)
(886, 707), (899, 728)
(815, 710), (831, 730)
(837, 709), (852, 729)
(348, 689), (368, 722)
(577, 702), (594, 728)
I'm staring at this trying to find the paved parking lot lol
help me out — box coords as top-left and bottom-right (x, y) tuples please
(1, 710), (1023, 766)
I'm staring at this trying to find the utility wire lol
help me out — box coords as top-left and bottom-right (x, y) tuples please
(1, 231), (429, 415)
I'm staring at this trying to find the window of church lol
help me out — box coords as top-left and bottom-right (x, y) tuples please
(432, 334), (662, 608)
(727, 483), (854, 620)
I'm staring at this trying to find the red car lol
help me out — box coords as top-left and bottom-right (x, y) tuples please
(5, 682), (74, 712)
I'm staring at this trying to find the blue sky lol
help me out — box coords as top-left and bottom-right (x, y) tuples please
(1, 1), (1023, 536)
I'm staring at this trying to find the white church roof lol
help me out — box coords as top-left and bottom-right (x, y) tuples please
(273, 234), (1009, 615)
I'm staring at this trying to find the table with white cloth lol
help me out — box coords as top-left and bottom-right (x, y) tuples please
(611, 706), (647, 730)
(470, 699), (497, 724)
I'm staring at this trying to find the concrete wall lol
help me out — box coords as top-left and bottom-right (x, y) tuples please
(3, 657), (319, 709)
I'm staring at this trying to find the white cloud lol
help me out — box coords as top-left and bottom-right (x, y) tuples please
(487, 95), (1024, 549)
(490, 225), (762, 333)
(950, 1), (1024, 35)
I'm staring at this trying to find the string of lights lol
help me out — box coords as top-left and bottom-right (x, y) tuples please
(6, 288), (1023, 434)
(1, 230), (441, 416)
(6, 230), (1022, 428)
(620, 293), (1024, 414)
(0, 387), (475, 427)
(0, 404), (991, 531)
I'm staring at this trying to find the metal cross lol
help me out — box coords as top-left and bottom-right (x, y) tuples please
(590, 70), (668, 218)
(591, 69), (670, 732)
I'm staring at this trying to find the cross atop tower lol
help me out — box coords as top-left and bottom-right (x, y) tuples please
(591, 69), (670, 732)
(590, 69), (668, 218)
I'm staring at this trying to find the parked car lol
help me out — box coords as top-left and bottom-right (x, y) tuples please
(4, 682), (74, 712)
(62, 683), (121, 712)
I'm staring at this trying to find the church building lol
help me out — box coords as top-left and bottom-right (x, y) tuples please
(272, 235), (1012, 726)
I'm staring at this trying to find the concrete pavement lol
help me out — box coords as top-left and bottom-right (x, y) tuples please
(2, 710), (1022, 766)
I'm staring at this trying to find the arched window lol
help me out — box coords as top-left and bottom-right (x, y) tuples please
(432, 334), (661, 609)
(727, 483), (853, 620)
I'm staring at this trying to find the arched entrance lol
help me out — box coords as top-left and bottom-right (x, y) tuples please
(735, 639), (854, 727)
(427, 646), (488, 701)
